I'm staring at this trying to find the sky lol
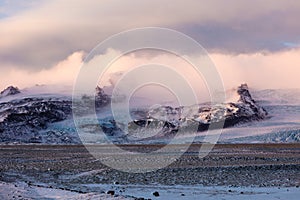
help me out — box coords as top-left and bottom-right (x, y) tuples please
(0, 0), (300, 92)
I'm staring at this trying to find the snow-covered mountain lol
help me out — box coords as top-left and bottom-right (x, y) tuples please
(126, 84), (268, 140)
(0, 85), (109, 144)
(0, 84), (299, 144)
(0, 86), (20, 98)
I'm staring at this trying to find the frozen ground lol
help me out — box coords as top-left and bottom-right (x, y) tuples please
(0, 144), (299, 199)
(82, 184), (300, 200)
(0, 181), (131, 200)
(0, 181), (299, 200)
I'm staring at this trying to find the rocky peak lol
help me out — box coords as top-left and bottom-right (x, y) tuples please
(237, 83), (253, 104)
(95, 86), (105, 96)
(126, 83), (269, 138)
(95, 86), (110, 107)
(0, 86), (21, 98)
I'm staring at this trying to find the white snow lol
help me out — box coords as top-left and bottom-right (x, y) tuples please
(0, 84), (72, 103)
(2, 181), (298, 200)
(82, 183), (300, 200)
(252, 88), (300, 105)
(0, 114), (6, 122)
(1, 84), (299, 144)
(0, 181), (132, 200)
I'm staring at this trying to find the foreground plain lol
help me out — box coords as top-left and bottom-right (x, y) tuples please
(0, 144), (299, 199)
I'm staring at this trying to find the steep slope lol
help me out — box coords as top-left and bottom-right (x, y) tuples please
(0, 86), (109, 144)
(0, 84), (269, 144)
(0, 86), (20, 98)
(127, 84), (268, 139)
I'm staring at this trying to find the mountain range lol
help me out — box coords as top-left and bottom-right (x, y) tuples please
(1, 84), (297, 144)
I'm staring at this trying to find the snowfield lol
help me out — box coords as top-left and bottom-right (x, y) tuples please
(0, 182), (132, 200)
(0, 84), (300, 144)
(1, 181), (299, 200)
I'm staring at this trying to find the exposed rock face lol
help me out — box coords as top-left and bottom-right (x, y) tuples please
(0, 86), (110, 144)
(0, 84), (268, 144)
(223, 83), (268, 127)
(0, 97), (74, 143)
(127, 84), (268, 137)
(95, 86), (110, 107)
(0, 86), (20, 98)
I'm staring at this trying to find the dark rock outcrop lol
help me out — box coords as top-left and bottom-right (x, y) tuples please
(0, 86), (20, 98)
(125, 84), (268, 138)
(0, 98), (73, 143)
(95, 86), (110, 108)
(0, 84), (268, 144)
(0, 86), (110, 144)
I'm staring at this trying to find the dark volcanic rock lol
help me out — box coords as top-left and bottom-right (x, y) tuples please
(0, 86), (110, 144)
(76, 84), (268, 143)
(0, 98), (73, 143)
(127, 84), (268, 137)
(0, 84), (268, 144)
(107, 190), (115, 195)
(0, 86), (20, 98)
(152, 191), (160, 197)
(95, 86), (110, 108)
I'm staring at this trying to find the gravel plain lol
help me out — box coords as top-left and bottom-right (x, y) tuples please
(0, 143), (299, 199)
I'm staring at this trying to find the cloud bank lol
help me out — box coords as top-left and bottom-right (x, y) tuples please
(1, 48), (299, 93)
(0, 0), (300, 70)
(0, 51), (83, 90)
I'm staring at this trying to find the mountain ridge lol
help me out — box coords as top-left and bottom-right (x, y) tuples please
(0, 84), (269, 144)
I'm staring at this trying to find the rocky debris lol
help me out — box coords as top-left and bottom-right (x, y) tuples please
(0, 86), (20, 98)
(107, 190), (115, 195)
(1, 144), (299, 188)
(152, 191), (159, 197)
